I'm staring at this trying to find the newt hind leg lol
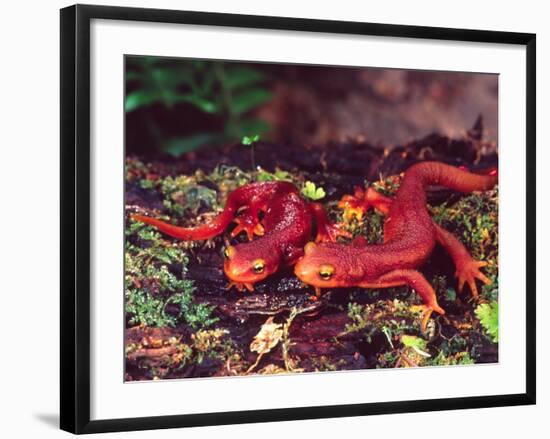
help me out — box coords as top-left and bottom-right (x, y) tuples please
(308, 203), (351, 243)
(338, 186), (393, 220)
(434, 225), (492, 299)
(367, 269), (445, 332)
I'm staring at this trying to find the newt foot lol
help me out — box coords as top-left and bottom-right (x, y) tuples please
(338, 186), (392, 221)
(315, 222), (352, 243)
(419, 305), (445, 333)
(455, 260), (492, 299)
(226, 281), (255, 292)
(338, 187), (368, 221)
(231, 213), (264, 241)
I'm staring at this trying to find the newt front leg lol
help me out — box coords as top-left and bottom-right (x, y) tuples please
(231, 202), (266, 241)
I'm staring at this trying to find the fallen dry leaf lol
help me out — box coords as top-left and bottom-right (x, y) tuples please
(250, 317), (283, 355)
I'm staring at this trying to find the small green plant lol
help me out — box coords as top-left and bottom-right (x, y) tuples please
(341, 302), (372, 336)
(256, 168), (293, 182)
(241, 134), (260, 145)
(242, 134), (260, 171)
(401, 334), (427, 350)
(301, 181), (326, 201)
(475, 301), (499, 342)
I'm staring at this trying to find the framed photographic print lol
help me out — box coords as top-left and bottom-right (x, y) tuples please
(60, 4), (536, 434)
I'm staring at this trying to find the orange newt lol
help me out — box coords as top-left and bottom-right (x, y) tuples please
(131, 181), (349, 292)
(294, 161), (497, 329)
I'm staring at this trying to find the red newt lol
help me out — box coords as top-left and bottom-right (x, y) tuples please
(293, 161), (497, 329)
(131, 181), (348, 291)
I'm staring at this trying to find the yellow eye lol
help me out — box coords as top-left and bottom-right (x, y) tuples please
(319, 264), (334, 280)
(252, 260), (265, 274)
(224, 246), (235, 259)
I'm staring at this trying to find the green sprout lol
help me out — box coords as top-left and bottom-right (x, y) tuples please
(301, 181), (326, 201)
(242, 134), (260, 172)
(241, 134), (260, 145)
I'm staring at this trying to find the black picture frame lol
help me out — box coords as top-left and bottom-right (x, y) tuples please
(60, 4), (536, 434)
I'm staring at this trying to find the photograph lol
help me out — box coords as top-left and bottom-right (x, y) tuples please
(123, 56), (499, 381)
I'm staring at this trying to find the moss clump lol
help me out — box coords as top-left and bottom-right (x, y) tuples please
(371, 174), (402, 197)
(125, 220), (218, 329)
(160, 176), (218, 218)
(191, 329), (241, 364)
(340, 301), (423, 344)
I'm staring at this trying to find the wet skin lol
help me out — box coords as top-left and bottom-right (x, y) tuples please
(294, 161), (497, 328)
(132, 181), (348, 291)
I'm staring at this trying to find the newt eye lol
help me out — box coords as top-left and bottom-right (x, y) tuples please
(252, 259), (265, 274)
(224, 246), (235, 260)
(319, 264), (334, 280)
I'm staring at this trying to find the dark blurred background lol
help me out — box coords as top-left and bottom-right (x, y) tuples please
(125, 56), (498, 157)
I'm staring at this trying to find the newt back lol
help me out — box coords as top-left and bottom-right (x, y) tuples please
(378, 162), (498, 271)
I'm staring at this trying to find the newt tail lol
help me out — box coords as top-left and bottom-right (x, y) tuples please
(131, 210), (234, 241)
(131, 182), (296, 241)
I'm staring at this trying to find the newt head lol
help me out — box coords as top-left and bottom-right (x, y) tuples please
(223, 242), (281, 289)
(294, 242), (365, 292)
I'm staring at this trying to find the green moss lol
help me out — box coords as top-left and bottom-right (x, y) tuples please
(401, 334), (427, 350)
(426, 351), (475, 366)
(430, 189), (498, 261)
(371, 175), (402, 197)
(125, 219), (218, 329)
(256, 168), (293, 182)
(191, 329), (240, 364)
(341, 301), (422, 343)
(207, 164), (252, 189)
(160, 175), (218, 218)
(125, 287), (174, 327)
